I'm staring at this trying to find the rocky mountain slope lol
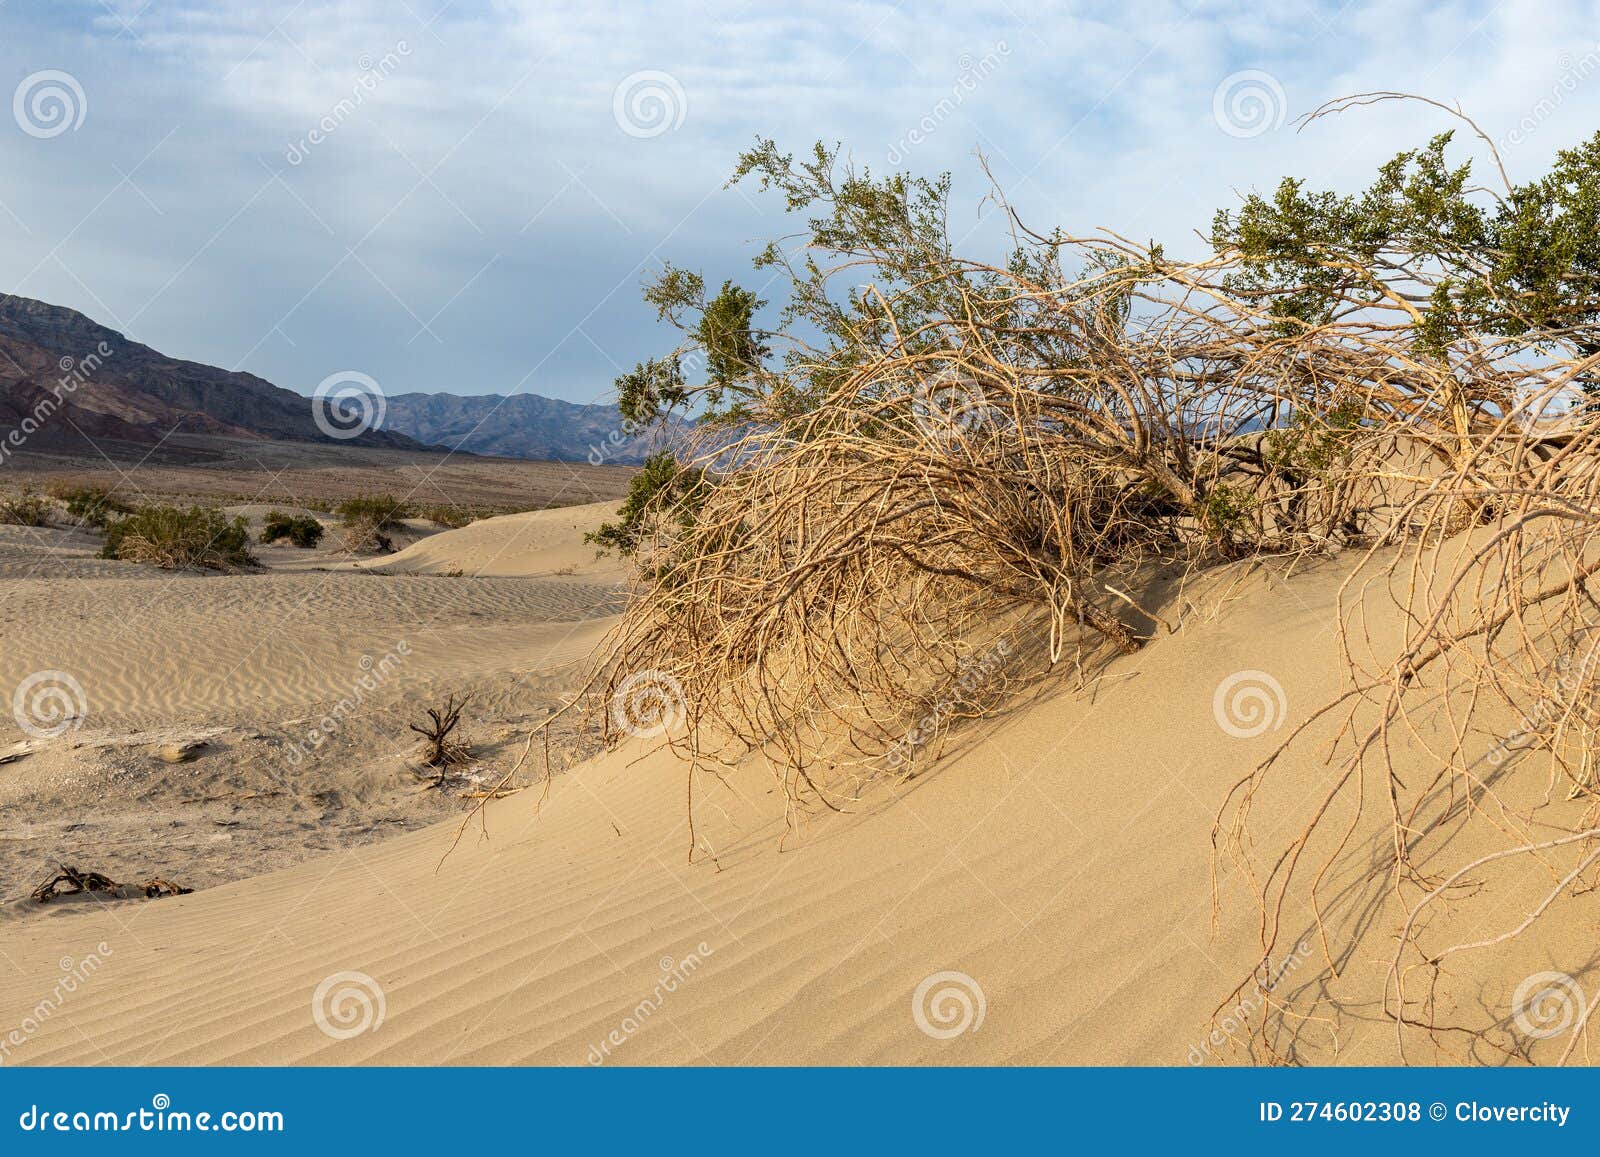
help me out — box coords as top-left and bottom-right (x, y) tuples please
(380, 391), (664, 464)
(0, 294), (426, 453)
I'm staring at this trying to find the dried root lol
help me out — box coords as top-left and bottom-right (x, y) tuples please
(30, 862), (193, 904)
(410, 693), (473, 782)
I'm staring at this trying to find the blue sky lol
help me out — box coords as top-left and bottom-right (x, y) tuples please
(1, 0), (1597, 405)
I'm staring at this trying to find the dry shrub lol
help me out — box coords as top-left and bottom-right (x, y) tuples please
(487, 101), (1600, 1060)
(101, 505), (256, 570)
(260, 510), (324, 548)
(0, 489), (53, 527)
(592, 222), (1438, 825)
(410, 693), (472, 784)
(50, 484), (133, 528)
(336, 494), (410, 552)
(416, 503), (486, 529)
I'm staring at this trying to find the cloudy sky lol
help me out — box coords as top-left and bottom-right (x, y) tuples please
(1, 0), (1597, 405)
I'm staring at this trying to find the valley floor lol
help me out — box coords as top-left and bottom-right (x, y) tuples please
(0, 502), (624, 910)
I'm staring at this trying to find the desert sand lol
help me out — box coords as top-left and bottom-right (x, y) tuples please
(0, 437), (635, 514)
(0, 503), (626, 913)
(2, 504), (1585, 1066)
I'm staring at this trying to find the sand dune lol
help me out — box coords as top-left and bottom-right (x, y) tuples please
(2, 504), (1585, 1066)
(6, 538), (1573, 1066)
(357, 505), (627, 580)
(0, 503), (624, 723)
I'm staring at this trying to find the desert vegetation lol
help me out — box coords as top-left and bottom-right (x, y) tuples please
(51, 484), (133, 529)
(101, 503), (257, 570)
(411, 693), (473, 783)
(559, 97), (1600, 1062)
(335, 494), (411, 552)
(416, 503), (488, 529)
(0, 488), (52, 526)
(260, 510), (325, 548)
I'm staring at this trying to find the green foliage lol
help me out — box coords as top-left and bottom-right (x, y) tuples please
(586, 452), (706, 559)
(51, 485), (133, 529)
(616, 357), (688, 426)
(697, 281), (769, 386)
(335, 495), (411, 527)
(416, 504), (486, 529)
(101, 505), (256, 570)
(260, 511), (325, 548)
(0, 489), (52, 527)
(621, 124), (1600, 450)
(608, 121), (1600, 588)
(1197, 484), (1257, 537)
(1487, 132), (1600, 343)
(618, 139), (990, 429)
(1264, 399), (1366, 478)
(1212, 128), (1600, 350)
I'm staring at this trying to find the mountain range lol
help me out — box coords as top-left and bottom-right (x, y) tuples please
(0, 295), (654, 465)
(0, 295), (424, 454)
(378, 391), (656, 464)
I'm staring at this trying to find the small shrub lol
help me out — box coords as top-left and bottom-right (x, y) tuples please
(101, 505), (256, 570)
(260, 510), (325, 548)
(416, 504), (484, 529)
(51, 485), (133, 529)
(336, 495), (411, 524)
(1198, 484), (1257, 535)
(335, 494), (411, 552)
(0, 489), (52, 527)
(409, 693), (472, 783)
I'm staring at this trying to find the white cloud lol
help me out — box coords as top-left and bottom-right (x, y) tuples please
(0, 0), (1596, 402)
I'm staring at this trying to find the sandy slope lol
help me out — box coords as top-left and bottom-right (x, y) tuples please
(0, 525), (1588, 1066)
(356, 505), (626, 580)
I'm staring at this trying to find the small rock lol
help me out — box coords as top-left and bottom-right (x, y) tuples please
(156, 741), (207, 764)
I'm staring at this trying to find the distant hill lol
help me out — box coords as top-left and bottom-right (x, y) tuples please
(0, 294), (668, 467)
(381, 391), (664, 465)
(0, 294), (428, 453)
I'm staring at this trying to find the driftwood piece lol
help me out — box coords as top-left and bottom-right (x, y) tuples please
(140, 877), (191, 899)
(30, 862), (193, 904)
